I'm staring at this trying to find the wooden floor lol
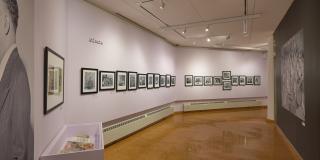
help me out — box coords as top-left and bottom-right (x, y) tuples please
(104, 107), (298, 160)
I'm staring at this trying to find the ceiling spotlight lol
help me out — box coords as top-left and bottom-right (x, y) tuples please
(205, 25), (210, 32)
(160, 0), (165, 10)
(182, 27), (187, 34)
(206, 38), (211, 42)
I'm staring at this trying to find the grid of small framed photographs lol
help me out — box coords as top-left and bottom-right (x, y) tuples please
(184, 71), (261, 91)
(81, 68), (176, 94)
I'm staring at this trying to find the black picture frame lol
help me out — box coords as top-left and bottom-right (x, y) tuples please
(128, 72), (138, 90)
(222, 71), (231, 80)
(223, 81), (232, 90)
(185, 75), (193, 87)
(44, 47), (65, 115)
(171, 76), (176, 86)
(204, 76), (213, 86)
(239, 76), (246, 86)
(81, 68), (99, 94)
(116, 71), (127, 91)
(160, 75), (166, 87)
(138, 74), (147, 89)
(231, 76), (239, 86)
(246, 76), (254, 85)
(166, 74), (171, 88)
(194, 76), (204, 86)
(99, 71), (115, 91)
(254, 76), (261, 85)
(154, 74), (160, 88)
(147, 73), (154, 89)
(213, 76), (222, 85)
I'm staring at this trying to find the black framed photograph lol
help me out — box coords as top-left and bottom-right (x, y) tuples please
(99, 71), (115, 91)
(160, 75), (166, 87)
(185, 75), (193, 87)
(171, 76), (176, 86)
(239, 76), (246, 86)
(147, 73), (154, 89)
(154, 74), (160, 88)
(204, 76), (213, 86)
(213, 76), (222, 85)
(138, 74), (147, 88)
(128, 72), (137, 90)
(166, 74), (171, 87)
(116, 71), (127, 91)
(44, 47), (64, 115)
(81, 68), (98, 94)
(246, 76), (254, 85)
(222, 71), (231, 80)
(254, 76), (261, 85)
(223, 81), (232, 90)
(194, 76), (203, 86)
(231, 76), (239, 86)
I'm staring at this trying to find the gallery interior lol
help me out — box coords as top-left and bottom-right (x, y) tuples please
(1, 0), (319, 160)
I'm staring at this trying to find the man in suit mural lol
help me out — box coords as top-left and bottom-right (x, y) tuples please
(0, 0), (33, 159)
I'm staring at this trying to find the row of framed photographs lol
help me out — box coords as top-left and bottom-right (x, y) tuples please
(81, 68), (176, 94)
(185, 75), (261, 87)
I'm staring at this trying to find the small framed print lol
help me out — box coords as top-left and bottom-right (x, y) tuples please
(185, 75), (193, 87)
(213, 76), (222, 85)
(223, 81), (232, 90)
(147, 73), (154, 89)
(231, 76), (239, 86)
(194, 76), (204, 86)
(154, 74), (160, 88)
(166, 74), (171, 87)
(246, 76), (254, 85)
(204, 76), (213, 86)
(222, 71), (231, 80)
(254, 76), (261, 85)
(128, 72), (137, 90)
(44, 47), (64, 115)
(160, 75), (166, 87)
(81, 68), (98, 94)
(99, 71), (115, 91)
(171, 76), (176, 86)
(138, 74), (147, 88)
(239, 76), (246, 86)
(116, 71), (127, 91)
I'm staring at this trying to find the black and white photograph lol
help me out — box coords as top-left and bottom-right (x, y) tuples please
(194, 76), (204, 86)
(160, 75), (166, 87)
(213, 76), (222, 85)
(204, 76), (213, 86)
(223, 81), (232, 90)
(99, 71), (115, 91)
(128, 72), (137, 90)
(154, 74), (160, 88)
(147, 73), (154, 89)
(185, 75), (193, 87)
(81, 68), (98, 94)
(231, 76), (239, 86)
(116, 71), (127, 91)
(222, 71), (231, 80)
(254, 76), (261, 85)
(246, 76), (254, 85)
(138, 74), (147, 88)
(171, 76), (176, 86)
(166, 74), (171, 87)
(281, 29), (305, 121)
(44, 47), (64, 114)
(239, 76), (246, 86)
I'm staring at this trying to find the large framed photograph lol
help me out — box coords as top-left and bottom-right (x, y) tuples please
(185, 75), (193, 87)
(147, 73), (154, 89)
(81, 68), (98, 94)
(254, 76), (261, 85)
(223, 81), (232, 90)
(222, 71), (231, 80)
(160, 75), (166, 87)
(128, 72), (137, 90)
(213, 76), (222, 85)
(138, 74), (147, 89)
(116, 71), (127, 91)
(194, 76), (203, 86)
(239, 76), (246, 86)
(154, 74), (160, 88)
(44, 47), (64, 115)
(246, 76), (254, 85)
(99, 71), (115, 91)
(171, 76), (176, 86)
(231, 76), (239, 86)
(204, 76), (213, 86)
(166, 74), (171, 87)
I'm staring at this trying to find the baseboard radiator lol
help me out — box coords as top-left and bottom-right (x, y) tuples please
(103, 106), (174, 145)
(183, 99), (263, 112)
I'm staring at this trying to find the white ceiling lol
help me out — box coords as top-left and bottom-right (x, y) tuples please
(86, 0), (294, 50)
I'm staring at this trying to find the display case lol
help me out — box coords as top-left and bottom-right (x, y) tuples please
(40, 122), (104, 160)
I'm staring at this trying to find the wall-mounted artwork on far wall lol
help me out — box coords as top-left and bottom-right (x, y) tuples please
(204, 76), (213, 86)
(254, 76), (261, 85)
(138, 74), (147, 89)
(99, 71), (115, 91)
(185, 75), (193, 87)
(166, 74), (171, 87)
(280, 29), (305, 121)
(194, 76), (203, 86)
(116, 71), (127, 91)
(222, 71), (231, 80)
(81, 68), (98, 94)
(246, 76), (254, 85)
(154, 74), (160, 88)
(239, 76), (246, 86)
(160, 75), (166, 87)
(147, 73), (154, 89)
(223, 81), (232, 90)
(128, 72), (137, 90)
(171, 76), (176, 86)
(213, 76), (222, 85)
(231, 76), (239, 86)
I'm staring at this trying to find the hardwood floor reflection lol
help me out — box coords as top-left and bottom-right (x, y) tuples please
(104, 107), (299, 160)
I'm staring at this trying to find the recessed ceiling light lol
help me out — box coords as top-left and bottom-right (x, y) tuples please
(206, 38), (211, 42)
(205, 26), (209, 32)
(182, 27), (187, 34)
(160, 0), (165, 10)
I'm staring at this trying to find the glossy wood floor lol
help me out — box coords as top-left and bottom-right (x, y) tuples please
(104, 107), (298, 160)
